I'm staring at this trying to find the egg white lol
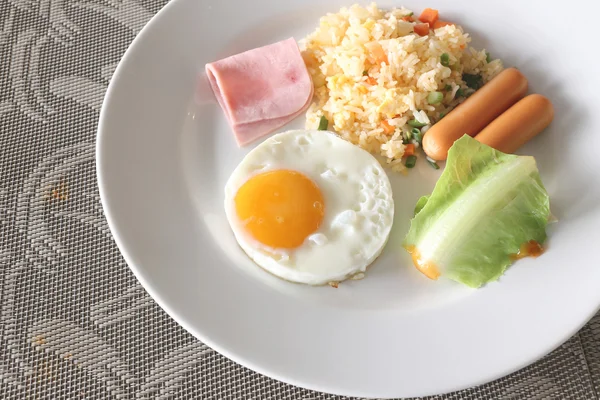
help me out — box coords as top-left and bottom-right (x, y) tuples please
(224, 130), (394, 285)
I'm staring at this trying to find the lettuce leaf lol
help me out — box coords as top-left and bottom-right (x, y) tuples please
(413, 195), (429, 216)
(403, 135), (550, 288)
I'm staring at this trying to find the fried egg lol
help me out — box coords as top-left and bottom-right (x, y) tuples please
(224, 130), (394, 285)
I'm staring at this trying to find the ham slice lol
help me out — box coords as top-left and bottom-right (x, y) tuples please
(205, 38), (314, 146)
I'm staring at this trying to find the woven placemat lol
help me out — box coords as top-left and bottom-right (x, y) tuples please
(0, 0), (599, 398)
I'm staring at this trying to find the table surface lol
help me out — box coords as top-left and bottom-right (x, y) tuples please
(1, 0), (599, 398)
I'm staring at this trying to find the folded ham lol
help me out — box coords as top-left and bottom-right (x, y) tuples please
(205, 38), (314, 146)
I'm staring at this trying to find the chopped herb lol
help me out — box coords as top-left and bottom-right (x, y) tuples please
(411, 127), (423, 143)
(440, 53), (450, 67)
(486, 52), (491, 63)
(462, 73), (483, 90)
(426, 157), (440, 169)
(427, 91), (443, 104)
(362, 70), (368, 76)
(406, 129), (413, 141)
(408, 119), (427, 128)
(404, 12), (414, 16)
(439, 112), (446, 120)
(444, 84), (452, 91)
(405, 155), (417, 168)
(455, 88), (464, 98)
(318, 116), (328, 131)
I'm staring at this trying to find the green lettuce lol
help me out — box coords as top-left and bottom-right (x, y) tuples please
(403, 135), (550, 288)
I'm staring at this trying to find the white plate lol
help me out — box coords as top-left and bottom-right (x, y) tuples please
(97, 0), (600, 397)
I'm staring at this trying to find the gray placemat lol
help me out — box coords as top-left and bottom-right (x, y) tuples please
(0, 0), (599, 398)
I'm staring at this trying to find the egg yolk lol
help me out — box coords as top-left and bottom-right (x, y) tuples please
(234, 170), (325, 249)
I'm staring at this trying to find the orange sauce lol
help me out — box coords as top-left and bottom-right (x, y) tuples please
(405, 246), (440, 280)
(510, 240), (544, 261)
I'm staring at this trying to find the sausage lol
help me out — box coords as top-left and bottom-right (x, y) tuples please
(422, 68), (528, 160)
(474, 94), (554, 153)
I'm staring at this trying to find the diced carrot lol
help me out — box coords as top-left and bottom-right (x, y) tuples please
(401, 15), (414, 22)
(432, 20), (453, 29)
(365, 42), (388, 64)
(418, 8), (439, 26)
(381, 120), (395, 134)
(460, 44), (466, 50)
(366, 76), (377, 85)
(403, 143), (416, 157)
(414, 23), (430, 36)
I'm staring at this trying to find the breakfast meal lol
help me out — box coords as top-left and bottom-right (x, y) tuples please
(223, 130), (394, 285)
(204, 3), (555, 288)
